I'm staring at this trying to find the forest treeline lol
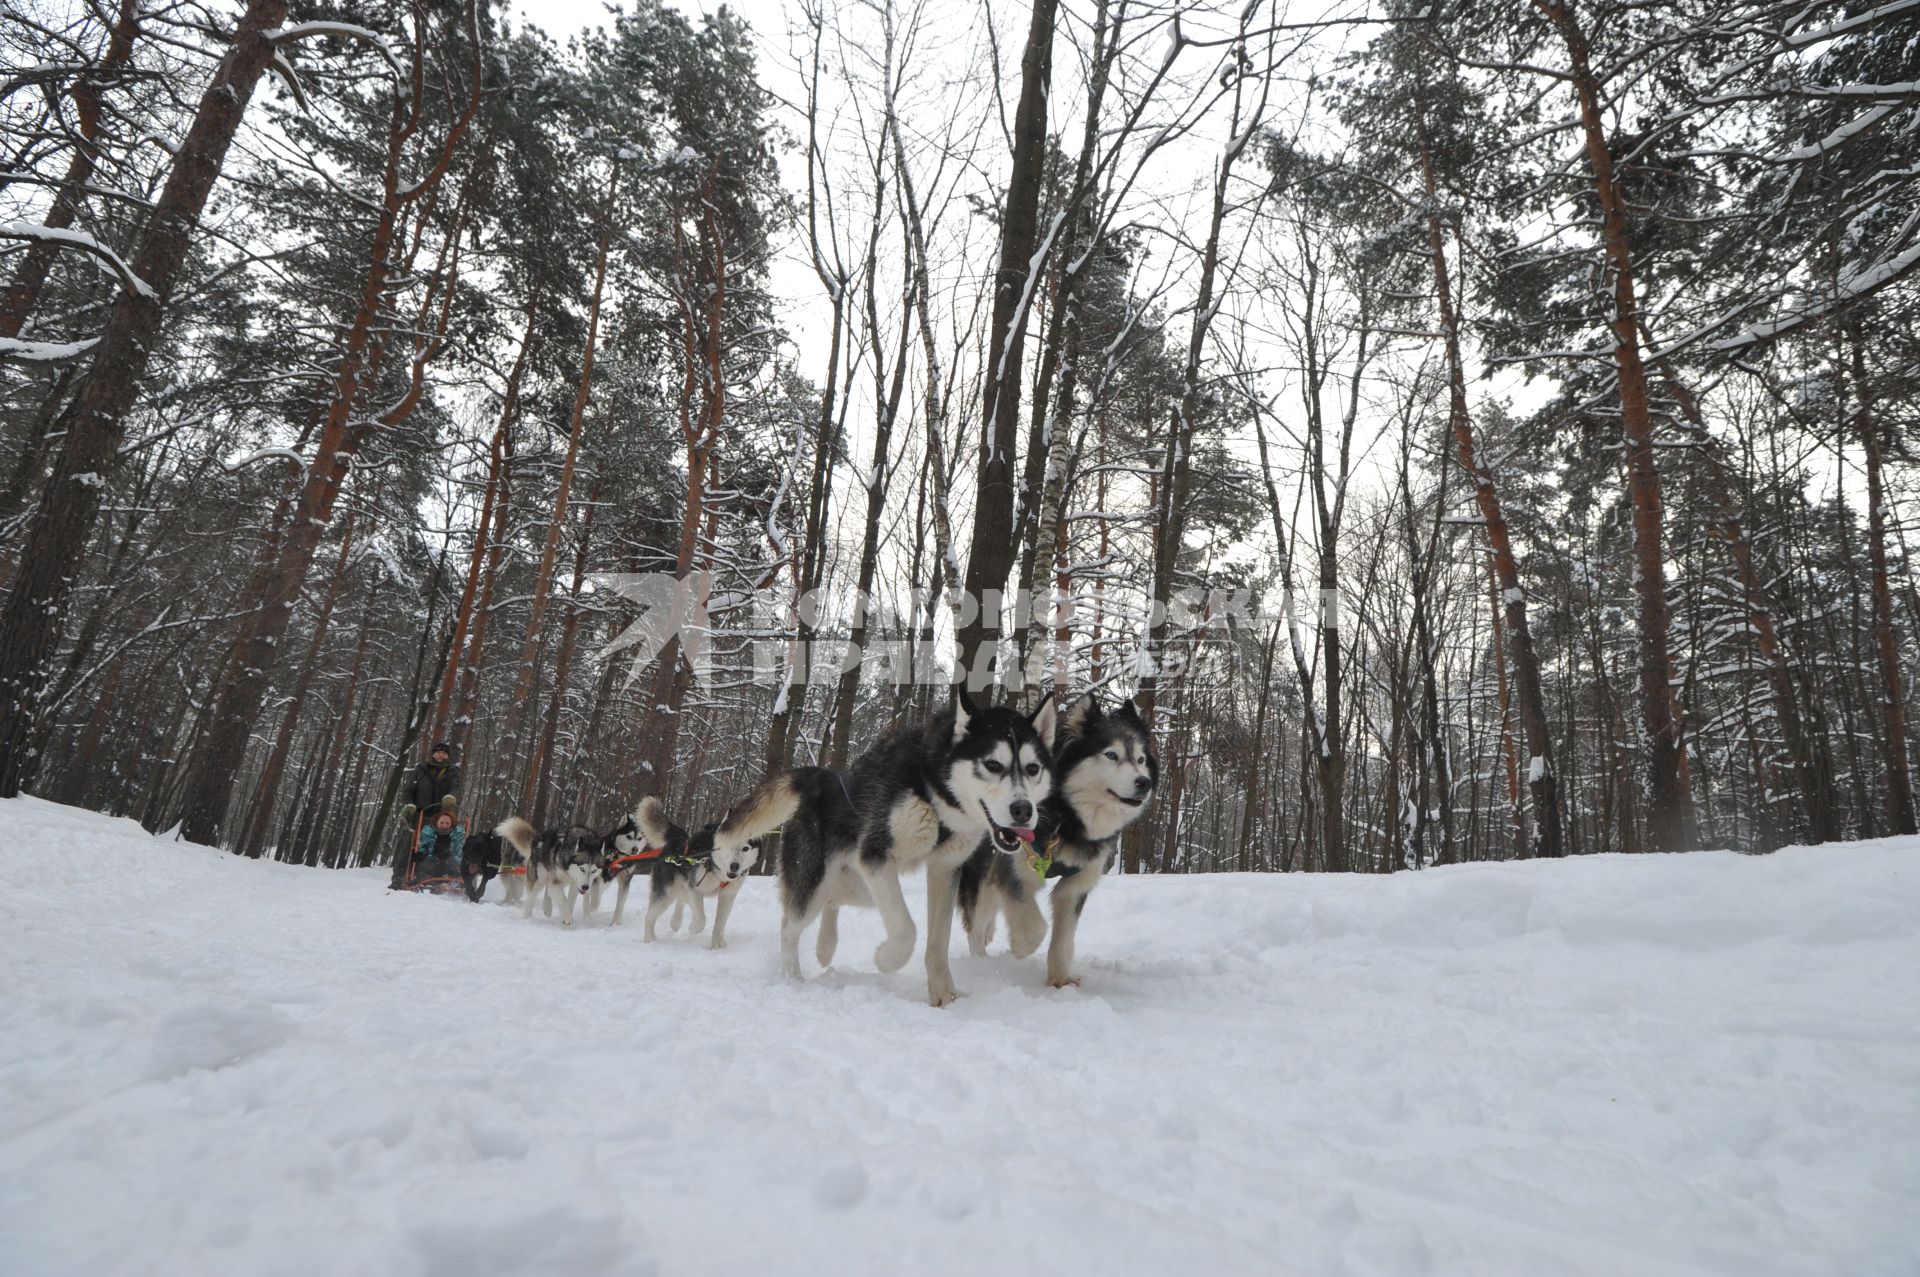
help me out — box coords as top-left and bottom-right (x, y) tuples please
(0, 0), (1914, 872)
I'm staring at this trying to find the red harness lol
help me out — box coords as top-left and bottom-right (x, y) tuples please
(607, 848), (666, 875)
(604, 848), (742, 889)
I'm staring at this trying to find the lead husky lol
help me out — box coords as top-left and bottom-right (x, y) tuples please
(713, 691), (1057, 1006)
(607, 796), (758, 947)
(957, 695), (1157, 987)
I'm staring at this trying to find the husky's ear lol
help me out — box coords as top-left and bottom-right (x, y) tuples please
(1029, 692), (1058, 750)
(1062, 693), (1099, 739)
(955, 688), (982, 742)
(634, 796), (673, 848)
(1114, 696), (1147, 728)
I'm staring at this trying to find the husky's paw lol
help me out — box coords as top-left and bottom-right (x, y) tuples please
(927, 981), (963, 1008)
(691, 920), (707, 936)
(708, 935), (726, 951)
(1047, 974), (1081, 989)
(873, 934), (914, 974)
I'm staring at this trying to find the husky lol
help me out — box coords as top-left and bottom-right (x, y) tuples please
(523, 817), (643, 927)
(713, 690), (1056, 1006)
(958, 695), (1157, 987)
(606, 797), (758, 947)
(461, 815), (537, 905)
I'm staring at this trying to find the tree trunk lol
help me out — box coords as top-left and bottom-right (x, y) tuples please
(501, 175), (611, 785)
(1641, 334), (1828, 844)
(1137, 38), (1265, 732)
(527, 487), (599, 823)
(955, 0), (1058, 674)
(451, 423), (514, 760)
(1418, 129), (1563, 857)
(1238, 623), (1280, 867)
(368, 572), (457, 878)
(1538, 0), (1693, 851)
(827, 196), (910, 767)
(890, 103), (964, 651)
(435, 310), (533, 739)
(236, 517), (357, 858)
(0, 0), (141, 340)
(771, 9), (852, 772)
(1016, 0), (1115, 674)
(174, 45), (481, 846)
(1850, 327), (1917, 835)
(0, 0), (290, 796)
(642, 173), (727, 790)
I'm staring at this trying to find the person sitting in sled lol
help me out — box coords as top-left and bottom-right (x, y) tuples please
(400, 740), (460, 826)
(413, 806), (466, 881)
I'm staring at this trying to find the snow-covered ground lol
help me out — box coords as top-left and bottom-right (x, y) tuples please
(2, 796), (1916, 1277)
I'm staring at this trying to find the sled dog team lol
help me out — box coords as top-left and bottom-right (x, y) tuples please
(475, 691), (1158, 1005)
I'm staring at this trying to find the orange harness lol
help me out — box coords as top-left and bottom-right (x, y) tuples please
(607, 848), (667, 875)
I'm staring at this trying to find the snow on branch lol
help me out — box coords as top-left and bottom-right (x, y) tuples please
(1778, 103), (1899, 162)
(0, 335), (99, 362)
(1782, 0), (1920, 49)
(1709, 241), (1920, 354)
(220, 447), (308, 475)
(0, 222), (155, 300)
(268, 22), (406, 84)
(269, 52), (314, 114)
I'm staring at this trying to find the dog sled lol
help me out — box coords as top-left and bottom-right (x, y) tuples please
(394, 804), (488, 899)
(401, 864), (472, 897)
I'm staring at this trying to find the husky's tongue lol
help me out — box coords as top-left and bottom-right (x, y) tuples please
(993, 825), (1035, 853)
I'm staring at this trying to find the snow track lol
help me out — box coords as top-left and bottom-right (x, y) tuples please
(2, 796), (1916, 1276)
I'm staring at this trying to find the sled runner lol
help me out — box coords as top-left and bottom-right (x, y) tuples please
(403, 868), (471, 897)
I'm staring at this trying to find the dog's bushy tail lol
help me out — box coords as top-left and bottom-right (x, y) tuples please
(494, 816), (536, 862)
(714, 771), (804, 850)
(634, 796), (674, 849)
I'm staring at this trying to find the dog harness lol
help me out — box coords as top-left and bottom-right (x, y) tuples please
(1026, 838), (1082, 881)
(606, 846), (719, 876)
(607, 847), (667, 874)
(1022, 814), (1086, 882)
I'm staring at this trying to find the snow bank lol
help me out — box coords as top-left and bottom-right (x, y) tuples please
(2, 795), (1915, 1276)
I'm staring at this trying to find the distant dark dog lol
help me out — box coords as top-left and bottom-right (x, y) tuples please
(462, 816), (536, 904)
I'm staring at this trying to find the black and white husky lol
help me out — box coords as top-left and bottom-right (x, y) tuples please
(606, 796), (758, 947)
(462, 815), (537, 905)
(713, 691), (1057, 1006)
(523, 816), (642, 927)
(958, 696), (1157, 987)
